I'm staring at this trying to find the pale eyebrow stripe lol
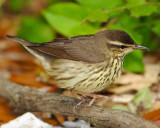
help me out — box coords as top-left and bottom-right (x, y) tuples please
(107, 43), (128, 48)
(108, 41), (134, 47)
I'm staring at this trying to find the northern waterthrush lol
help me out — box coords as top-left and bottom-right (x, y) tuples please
(7, 30), (149, 106)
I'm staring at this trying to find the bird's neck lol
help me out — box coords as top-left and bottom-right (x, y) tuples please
(108, 55), (124, 68)
(114, 55), (124, 61)
(107, 55), (124, 82)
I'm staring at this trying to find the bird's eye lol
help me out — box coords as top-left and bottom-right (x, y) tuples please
(120, 45), (127, 49)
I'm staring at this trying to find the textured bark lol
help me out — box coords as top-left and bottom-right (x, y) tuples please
(0, 79), (159, 128)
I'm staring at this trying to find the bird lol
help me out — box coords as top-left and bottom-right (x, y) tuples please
(7, 29), (149, 107)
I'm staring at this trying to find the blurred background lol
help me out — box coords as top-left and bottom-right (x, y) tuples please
(0, 0), (159, 72)
(0, 0), (160, 126)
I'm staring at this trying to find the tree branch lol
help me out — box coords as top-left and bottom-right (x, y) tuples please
(0, 79), (159, 128)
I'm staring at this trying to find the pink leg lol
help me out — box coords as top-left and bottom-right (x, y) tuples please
(73, 95), (91, 112)
(71, 90), (109, 109)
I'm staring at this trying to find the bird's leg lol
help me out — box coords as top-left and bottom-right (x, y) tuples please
(87, 97), (95, 107)
(71, 90), (109, 107)
(75, 95), (89, 107)
(72, 90), (109, 99)
(71, 90), (91, 102)
(73, 95), (91, 112)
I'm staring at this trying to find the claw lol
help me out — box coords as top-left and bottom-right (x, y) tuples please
(73, 95), (91, 112)
(71, 90), (109, 111)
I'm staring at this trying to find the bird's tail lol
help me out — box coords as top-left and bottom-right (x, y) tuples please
(6, 35), (54, 62)
(6, 35), (37, 47)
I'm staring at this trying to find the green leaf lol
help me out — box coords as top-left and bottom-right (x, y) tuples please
(132, 87), (153, 109)
(126, 1), (158, 17)
(18, 16), (55, 43)
(126, 0), (146, 5)
(47, 3), (89, 21)
(86, 8), (109, 22)
(76, 0), (123, 10)
(83, 1), (159, 22)
(69, 24), (98, 36)
(124, 51), (144, 73)
(43, 11), (80, 37)
(112, 105), (129, 111)
(129, 4), (157, 17)
(82, 0), (124, 22)
(153, 20), (160, 37)
(114, 13), (140, 30)
(152, 21), (160, 51)
(43, 3), (99, 37)
(137, 24), (158, 52)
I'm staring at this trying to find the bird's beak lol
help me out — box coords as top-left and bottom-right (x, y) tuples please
(133, 44), (149, 51)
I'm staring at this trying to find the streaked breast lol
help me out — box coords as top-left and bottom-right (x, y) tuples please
(43, 57), (123, 93)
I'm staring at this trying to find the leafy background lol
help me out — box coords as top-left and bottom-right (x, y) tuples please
(0, 0), (160, 125)
(2, 0), (160, 73)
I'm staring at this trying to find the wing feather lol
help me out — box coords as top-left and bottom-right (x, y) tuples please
(30, 35), (109, 63)
(8, 35), (109, 63)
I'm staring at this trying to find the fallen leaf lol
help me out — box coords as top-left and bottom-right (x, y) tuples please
(54, 114), (65, 125)
(143, 108), (160, 121)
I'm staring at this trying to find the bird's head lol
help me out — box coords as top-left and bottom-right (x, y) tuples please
(99, 30), (149, 57)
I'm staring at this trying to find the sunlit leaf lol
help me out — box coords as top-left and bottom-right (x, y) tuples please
(129, 4), (157, 17)
(47, 2), (89, 21)
(85, 8), (109, 22)
(76, 0), (123, 10)
(124, 51), (144, 73)
(84, 1), (159, 22)
(43, 11), (80, 37)
(18, 16), (55, 43)
(69, 24), (98, 36)
(43, 3), (99, 37)
(126, 0), (146, 5)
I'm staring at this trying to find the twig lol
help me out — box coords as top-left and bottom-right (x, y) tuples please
(0, 79), (159, 128)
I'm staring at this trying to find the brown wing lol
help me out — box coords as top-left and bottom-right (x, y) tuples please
(29, 35), (108, 63)
(7, 34), (109, 63)
(27, 38), (76, 61)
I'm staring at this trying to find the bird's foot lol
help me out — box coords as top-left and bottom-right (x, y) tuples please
(73, 95), (91, 112)
(71, 90), (109, 111)
(72, 90), (109, 99)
